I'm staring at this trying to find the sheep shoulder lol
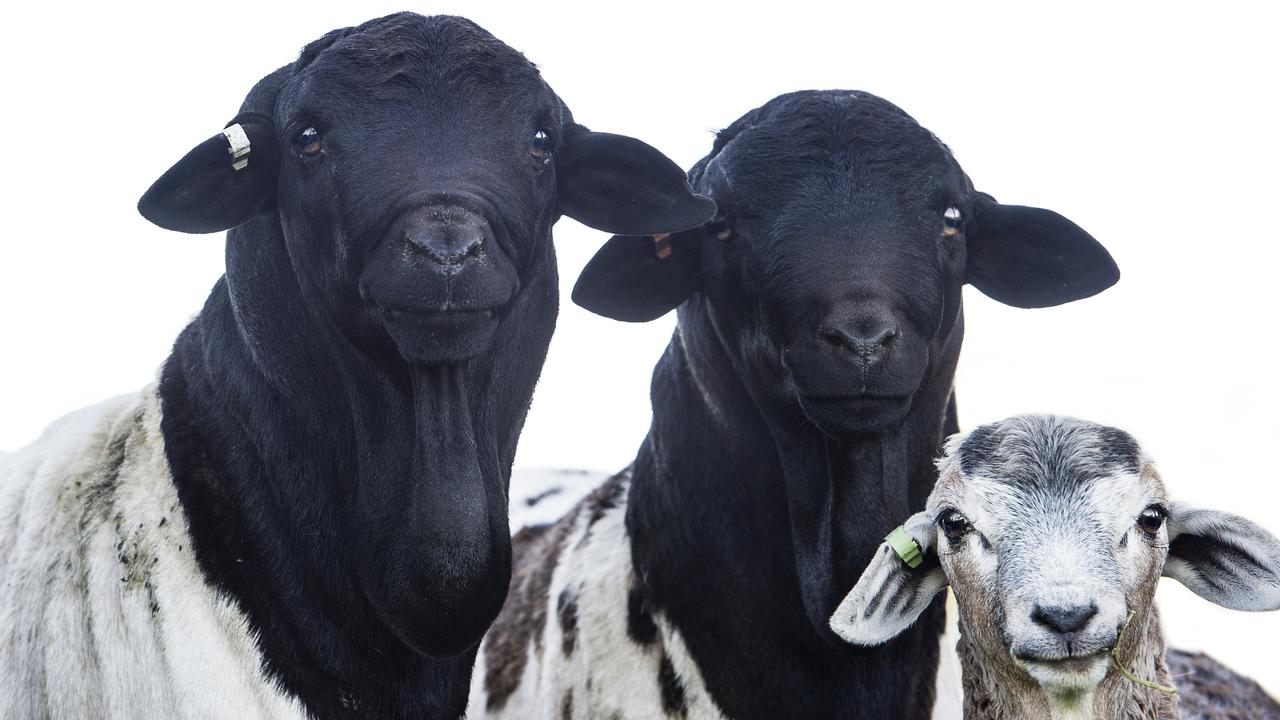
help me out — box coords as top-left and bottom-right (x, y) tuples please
(0, 387), (305, 719)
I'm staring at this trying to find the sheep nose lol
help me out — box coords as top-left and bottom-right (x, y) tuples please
(402, 206), (488, 270)
(819, 314), (899, 364)
(1031, 602), (1098, 636)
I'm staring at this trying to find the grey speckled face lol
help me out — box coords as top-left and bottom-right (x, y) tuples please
(833, 413), (1280, 712)
(929, 416), (1170, 692)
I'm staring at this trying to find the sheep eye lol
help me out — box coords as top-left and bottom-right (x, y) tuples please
(1137, 505), (1167, 536)
(707, 216), (732, 242)
(294, 127), (321, 157)
(942, 206), (963, 237)
(939, 509), (971, 542)
(530, 129), (554, 163)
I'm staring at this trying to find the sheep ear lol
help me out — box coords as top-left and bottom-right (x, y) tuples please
(571, 227), (705, 322)
(1163, 503), (1280, 611)
(966, 195), (1119, 308)
(138, 115), (279, 234)
(557, 127), (717, 236)
(829, 511), (948, 646)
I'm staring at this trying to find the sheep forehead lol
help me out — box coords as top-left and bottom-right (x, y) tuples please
(712, 91), (963, 201)
(299, 13), (545, 99)
(934, 416), (1163, 545)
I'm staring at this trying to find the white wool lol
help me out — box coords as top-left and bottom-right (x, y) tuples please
(0, 388), (306, 719)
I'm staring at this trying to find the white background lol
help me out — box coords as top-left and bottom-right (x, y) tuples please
(3, 0), (1278, 698)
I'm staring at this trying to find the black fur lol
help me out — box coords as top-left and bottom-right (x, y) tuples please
(144, 13), (710, 719)
(574, 91), (1118, 718)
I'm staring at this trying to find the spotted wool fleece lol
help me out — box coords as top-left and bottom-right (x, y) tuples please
(0, 388), (306, 719)
(471, 470), (964, 719)
(469, 470), (726, 720)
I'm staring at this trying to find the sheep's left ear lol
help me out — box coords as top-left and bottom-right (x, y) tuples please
(556, 127), (716, 236)
(829, 511), (949, 646)
(1163, 503), (1280, 611)
(138, 114), (279, 234)
(966, 195), (1119, 308)
(571, 226), (706, 322)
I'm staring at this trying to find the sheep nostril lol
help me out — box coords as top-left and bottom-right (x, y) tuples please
(818, 319), (899, 362)
(1031, 602), (1099, 636)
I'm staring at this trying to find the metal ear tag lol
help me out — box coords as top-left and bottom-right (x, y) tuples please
(222, 123), (251, 171)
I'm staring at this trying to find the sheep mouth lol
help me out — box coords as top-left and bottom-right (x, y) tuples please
(378, 305), (503, 364)
(1015, 649), (1111, 685)
(795, 393), (914, 437)
(382, 306), (498, 321)
(1022, 651), (1108, 670)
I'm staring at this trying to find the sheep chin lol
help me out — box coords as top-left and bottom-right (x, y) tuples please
(1018, 653), (1109, 713)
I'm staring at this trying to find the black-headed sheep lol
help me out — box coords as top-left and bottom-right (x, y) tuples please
(0, 12), (711, 719)
(470, 90), (1119, 719)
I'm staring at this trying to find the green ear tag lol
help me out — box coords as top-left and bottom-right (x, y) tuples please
(886, 526), (923, 569)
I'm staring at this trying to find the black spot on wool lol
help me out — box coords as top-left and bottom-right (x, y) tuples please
(558, 587), (579, 657)
(658, 653), (689, 717)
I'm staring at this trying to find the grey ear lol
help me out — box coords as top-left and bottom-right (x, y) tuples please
(1163, 502), (1280, 611)
(829, 511), (948, 646)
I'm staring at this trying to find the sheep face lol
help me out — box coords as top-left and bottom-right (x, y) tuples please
(139, 13), (714, 366)
(573, 91), (1120, 437)
(930, 418), (1164, 695)
(832, 415), (1280, 704)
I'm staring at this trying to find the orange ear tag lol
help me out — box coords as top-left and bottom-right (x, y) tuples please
(653, 233), (673, 260)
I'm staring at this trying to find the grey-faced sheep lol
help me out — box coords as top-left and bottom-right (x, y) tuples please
(831, 415), (1280, 720)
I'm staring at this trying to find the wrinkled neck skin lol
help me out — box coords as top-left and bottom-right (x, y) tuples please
(626, 295), (962, 720)
(159, 214), (557, 717)
(958, 608), (1177, 720)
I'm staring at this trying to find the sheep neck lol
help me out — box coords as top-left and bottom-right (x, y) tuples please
(157, 214), (558, 717)
(956, 609), (1177, 720)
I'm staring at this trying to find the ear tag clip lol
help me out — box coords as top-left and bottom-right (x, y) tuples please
(886, 526), (923, 569)
(653, 233), (673, 260)
(222, 123), (251, 171)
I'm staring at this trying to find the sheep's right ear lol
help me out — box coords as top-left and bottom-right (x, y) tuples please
(571, 226), (706, 322)
(829, 511), (948, 646)
(1163, 503), (1280, 611)
(138, 114), (279, 234)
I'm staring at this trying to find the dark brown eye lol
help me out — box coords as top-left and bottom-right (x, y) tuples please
(294, 127), (321, 157)
(530, 129), (554, 163)
(707, 216), (732, 241)
(1137, 505), (1167, 536)
(939, 509), (971, 543)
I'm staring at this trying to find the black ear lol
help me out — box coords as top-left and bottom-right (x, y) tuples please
(138, 114), (279, 234)
(571, 228), (704, 322)
(966, 196), (1119, 308)
(557, 128), (716, 236)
